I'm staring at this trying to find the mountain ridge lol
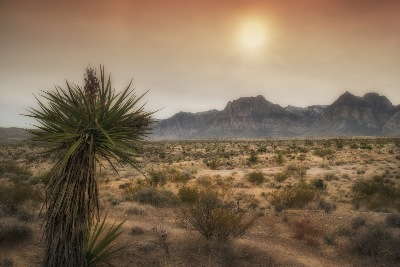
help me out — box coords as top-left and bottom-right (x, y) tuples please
(153, 92), (400, 139)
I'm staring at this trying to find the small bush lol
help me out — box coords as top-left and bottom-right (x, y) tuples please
(292, 219), (322, 246)
(128, 188), (179, 207)
(131, 226), (144, 235)
(318, 199), (336, 213)
(350, 223), (400, 262)
(313, 149), (335, 158)
(247, 171), (265, 185)
(351, 216), (366, 230)
(311, 178), (326, 190)
(351, 177), (400, 211)
(37, 171), (51, 185)
(274, 171), (288, 182)
(0, 161), (31, 176)
(385, 213), (400, 228)
(0, 183), (42, 215)
(178, 186), (199, 204)
(148, 169), (167, 187)
(270, 181), (317, 210)
(324, 173), (337, 181)
(247, 151), (258, 165)
(180, 189), (256, 242)
(0, 220), (33, 245)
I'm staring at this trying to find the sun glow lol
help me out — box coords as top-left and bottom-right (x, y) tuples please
(237, 18), (268, 51)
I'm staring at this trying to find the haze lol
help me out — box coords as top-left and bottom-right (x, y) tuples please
(0, 0), (399, 127)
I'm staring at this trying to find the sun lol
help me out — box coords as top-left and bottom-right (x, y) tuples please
(237, 18), (267, 51)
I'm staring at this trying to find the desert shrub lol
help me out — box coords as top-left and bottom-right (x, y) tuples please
(0, 161), (31, 176)
(270, 181), (317, 210)
(292, 219), (322, 246)
(129, 188), (179, 207)
(351, 176), (400, 211)
(0, 183), (42, 215)
(286, 163), (307, 177)
(311, 178), (326, 190)
(324, 173), (337, 181)
(385, 213), (400, 228)
(37, 171), (51, 185)
(274, 171), (288, 182)
(206, 158), (219, 170)
(313, 148), (335, 158)
(275, 153), (284, 164)
(178, 186), (199, 204)
(148, 169), (167, 187)
(180, 189), (256, 242)
(351, 216), (366, 230)
(318, 199), (336, 213)
(196, 175), (212, 187)
(324, 233), (336, 246)
(0, 220), (33, 245)
(126, 206), (145, 215)
(130, 226), (144, 236)
(247, 171), (265, 185)
(247, 151), (258, 165)
(168, 168), (192, 183)
(350, 223), (400, 262)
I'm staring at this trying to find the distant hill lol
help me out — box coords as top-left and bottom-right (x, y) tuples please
(0, 127), (32, 143)
(152, 92), (400, 139)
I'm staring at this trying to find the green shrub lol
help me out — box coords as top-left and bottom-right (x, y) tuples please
(283, 163), (307, 178)
(148, 169), (167, 187)
(350, 223), (400, 262)
(178, 186), (199, 204)
(247, 171), (265, 185)
(311, 178), (326, 190)
(274, 171), (288, 182)
(247, 151), (258, 165)
(180, 189), (256, 242)
(318, 199), (336, 213)
(351, 177), (400, 211)
(37, 171), (51, 185)
(275, 153), (284, 164)
(313, 149), (335, 158)
(270, 181), (317, 210)
(129, 188), (179, 207)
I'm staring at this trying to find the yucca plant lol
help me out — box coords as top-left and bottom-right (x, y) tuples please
(25, 66), (153, 266)
(86, 214), (126, 267)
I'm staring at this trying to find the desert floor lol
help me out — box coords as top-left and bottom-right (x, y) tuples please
(1, 137), (400, 266)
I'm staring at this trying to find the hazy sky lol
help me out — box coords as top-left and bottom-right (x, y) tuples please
(1, 0), (399, 127)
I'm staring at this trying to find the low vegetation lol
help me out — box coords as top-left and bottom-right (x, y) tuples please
(0, 137), (399, 266)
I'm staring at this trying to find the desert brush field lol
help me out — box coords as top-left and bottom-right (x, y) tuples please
(1, 137), (400, 267)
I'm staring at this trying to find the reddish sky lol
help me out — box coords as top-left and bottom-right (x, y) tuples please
(1, 0), (399, 127)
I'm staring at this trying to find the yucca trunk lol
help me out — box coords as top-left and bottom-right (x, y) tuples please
(44, 144), (98, 267)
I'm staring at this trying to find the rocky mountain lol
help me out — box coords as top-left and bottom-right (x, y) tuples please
(152, 92), (400, 139)
(310, 92), (399, 136)
(154, 95), (311, 139)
